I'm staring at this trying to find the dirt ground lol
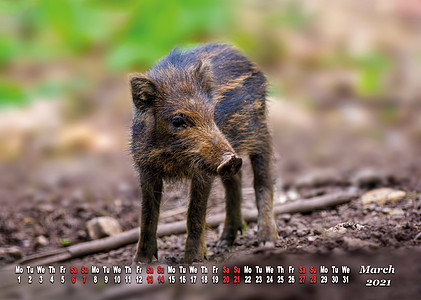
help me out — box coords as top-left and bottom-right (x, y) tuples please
(0, 99), (420, 299)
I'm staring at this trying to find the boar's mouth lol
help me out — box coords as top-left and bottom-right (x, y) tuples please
(217, 152), (243, 178)
(193, 152), (242, 178)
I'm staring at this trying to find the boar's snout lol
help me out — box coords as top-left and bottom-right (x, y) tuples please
(217, 152), (243, 178)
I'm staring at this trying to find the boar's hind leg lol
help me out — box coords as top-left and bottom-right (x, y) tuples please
(184, 175), (213, 264)
(218, 171), (243, 246)
(133, 173), (163, 264)
(250, 151), (278, 245)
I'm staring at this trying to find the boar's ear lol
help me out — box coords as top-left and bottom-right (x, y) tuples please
(196, 59), (214, 95)
(130, 75), (158, 110)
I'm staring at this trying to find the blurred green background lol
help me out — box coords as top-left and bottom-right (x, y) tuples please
(1, 0), (420, 161)
(3, 0), (420, 108)
(1, 0), (234, 108)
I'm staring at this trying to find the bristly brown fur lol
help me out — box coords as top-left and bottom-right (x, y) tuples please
(130, 42), (278, 264)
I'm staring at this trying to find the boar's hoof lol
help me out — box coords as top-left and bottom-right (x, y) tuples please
(217, 220), (243, 247)
(133, 242), (158, 264)
(216, 238), (233, 248)
(258, 241), (275, 248)
(217, 153), (242, 178)
(257, 217), (278, 248)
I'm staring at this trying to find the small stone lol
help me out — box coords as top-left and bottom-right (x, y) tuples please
(324, 222), (364, 238)
(35, 235), (49, 247)
(277, 190), (299, 203)
(86, 216), (122, 240)
(313, 225), (323, 235)
(278, 193), (288, 204)
(361, 188), (406, 205)
(297, 228), (309, 237)
(23, 217), (35, 225)
(39, 204), (55, 213)
(259, 241), (275, 248)
(325, 224), (347, 237)
(13, 232), (26, 241)
(382, 208), (405, 215)
(307, 236), (317, 242)
(2, 246), (23, 259)
(284, 226), (293, 235)
(279, 214), (291, 221)
(287, 190), (299, 201)
(352, 169), (385, 187)
(355, 224), (365, 230)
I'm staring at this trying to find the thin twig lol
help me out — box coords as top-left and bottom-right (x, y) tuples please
(7, 190), (358, 267)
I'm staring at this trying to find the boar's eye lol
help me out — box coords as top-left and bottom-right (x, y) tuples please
(171, 115), (188, 128)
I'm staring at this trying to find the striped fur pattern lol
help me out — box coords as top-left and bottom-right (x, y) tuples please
(130, 43), (277, 264)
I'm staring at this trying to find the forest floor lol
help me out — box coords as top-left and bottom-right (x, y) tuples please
(1, 99), (420, 299)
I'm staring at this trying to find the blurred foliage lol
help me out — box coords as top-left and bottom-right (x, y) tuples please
(0, 0), (232, 107)
(356, 52), (391, 97)
(0, 0), (420, 115)
(1, 0), (230, 66)
(0, 79), (27, 107)
(60, 238), (71, 246)
(264, 2), (312, 29)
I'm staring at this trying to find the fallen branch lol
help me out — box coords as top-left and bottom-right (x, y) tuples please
(9, 190), (357, 267)
(273, 190), (358, 215)
(159, 206), (186, 219)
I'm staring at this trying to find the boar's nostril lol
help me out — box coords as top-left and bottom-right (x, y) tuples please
(217, 153), (243, 178)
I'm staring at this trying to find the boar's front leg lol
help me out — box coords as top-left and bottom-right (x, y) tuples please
(218, 171), (243, 246)
(133, 172), (163, 264)
(184, 175), (213, 264)
(250, 152), (278, 246)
